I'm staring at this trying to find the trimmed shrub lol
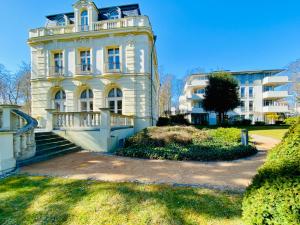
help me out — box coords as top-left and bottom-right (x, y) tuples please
(242, 118), (300, 225)
(170, 114), (190, 125)
(157, 117), (170, 126)
(254, 121), (266, 126)
(284, 116), (299, 125)
(232, 119), (252, 126)
(118, 127), (257, 161)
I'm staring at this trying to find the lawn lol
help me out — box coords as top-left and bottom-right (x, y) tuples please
(245, 126), (289, 140)
(0, 175), (243, 225)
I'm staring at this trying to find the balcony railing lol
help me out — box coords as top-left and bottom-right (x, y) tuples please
(53, 112), (101, 130)
(76, 64), (93, 76)
(110, 113), (134, 128)
(49, 66), (64, 78)
(262, 76), (289, 86)
(263, 91), (289, 100)
(263, 105), (289, 113)
(29, 16), (151, 39)
(104, 62), (122, 74)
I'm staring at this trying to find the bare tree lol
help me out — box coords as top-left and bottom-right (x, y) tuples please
(159, 73), (172, 116)
(0, 62), (31, 113)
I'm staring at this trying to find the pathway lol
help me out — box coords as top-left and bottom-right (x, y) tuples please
(21, 135), (280, 191)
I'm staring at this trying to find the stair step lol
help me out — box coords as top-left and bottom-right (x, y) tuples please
(17, 146), (82, 167)
(36, 143), (78, 156)
(36, 136), (66, 144)
(37, 140), (70, 150)
(35, 134), (61, 141)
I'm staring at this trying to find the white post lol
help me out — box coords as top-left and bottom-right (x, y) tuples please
(45, 109), (56, 131)
(99, 108), (112, 151)
(0, 105), (21, 130)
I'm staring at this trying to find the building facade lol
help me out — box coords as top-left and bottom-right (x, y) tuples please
(29, 0), (159, 132)
(179, 70), (290, 125)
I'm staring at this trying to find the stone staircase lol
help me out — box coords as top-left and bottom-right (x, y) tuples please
(17, 132), (82, 167)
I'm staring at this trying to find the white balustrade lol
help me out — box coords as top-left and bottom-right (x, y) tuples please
(110, 113), (134, 128)
(53, 112), (101, 130)
(29, 16), (151, 38)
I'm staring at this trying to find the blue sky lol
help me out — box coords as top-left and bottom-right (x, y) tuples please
(1, 0), (300, 78)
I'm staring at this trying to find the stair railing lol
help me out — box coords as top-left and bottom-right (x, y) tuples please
(11, 109), (38, 161)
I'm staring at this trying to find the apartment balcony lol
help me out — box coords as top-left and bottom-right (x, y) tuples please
(75, 65), (93, 77)
(263, 105), (289, 113)
(29, 16), (151, 39)
(187, 94), (204, 101)
(263, 91), (289, 100)
(48, 67), (65, 79)
(262, 76), (289, 86)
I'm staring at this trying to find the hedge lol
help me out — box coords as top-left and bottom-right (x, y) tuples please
(242, 118), (300, 225)
(117, 126), (257, 161)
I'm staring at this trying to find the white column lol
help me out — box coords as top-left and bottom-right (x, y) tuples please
(0, 132), (16, 175)
(0, 105), (21, 130)
(45, 109), (56, 131)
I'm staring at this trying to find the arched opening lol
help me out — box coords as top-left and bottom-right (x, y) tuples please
(80, 89), (93, 112)
(81, 10), (88, 31)
(54, 90), (66, 112)
(107, 88), (122, 114)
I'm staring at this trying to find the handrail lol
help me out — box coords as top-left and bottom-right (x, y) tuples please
(11, 109), (38, 135)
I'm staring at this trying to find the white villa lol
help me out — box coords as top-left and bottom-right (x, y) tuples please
(27, 0), (159, 149)
(179, 70), (290, 125)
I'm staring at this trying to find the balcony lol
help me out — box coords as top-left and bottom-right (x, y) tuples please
(187, 94), (204, 101)
(48, 66), (65, 78)
(263, 76), (289, 86)
(75, 65), (93, 76)
(263, 91), (289, 100)
(29, 16), (151, 39)
(104, 62), (122, 74)
(263, 105), (289, 113)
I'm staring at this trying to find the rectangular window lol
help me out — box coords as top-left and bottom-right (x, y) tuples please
(240, 87), (246, 98)
(249, 101), (253, 112)
(241, 101), (245, 112)
(194, 101), (202, 108)
(249, 87), (254, 98)
(194, 89), (205, 94)
(117, 100), (122, 114)
(80, 50), (91, 72)
(81, 102), (87, 112)
(109, 101), (115, 113)
(108, 48), (120, 71)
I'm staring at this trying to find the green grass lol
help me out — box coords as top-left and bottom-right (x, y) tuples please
(0, 175), (243, 225)
(244, 126), (289, 140)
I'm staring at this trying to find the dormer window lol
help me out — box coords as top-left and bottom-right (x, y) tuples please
(57, 17), (65, 26)
(109, 10), (119, 20)
(81, 10), (88, 31)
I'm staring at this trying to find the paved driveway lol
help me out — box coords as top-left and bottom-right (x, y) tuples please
(21, 135), (280, 191)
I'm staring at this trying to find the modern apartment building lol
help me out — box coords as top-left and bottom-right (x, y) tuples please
(28, 0), (159, 132)
(179, 70), (290, 125)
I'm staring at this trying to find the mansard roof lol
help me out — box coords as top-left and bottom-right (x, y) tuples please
(46, 4), (141, 22)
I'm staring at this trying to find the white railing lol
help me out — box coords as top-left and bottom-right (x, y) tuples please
(29, 16), (151, 38)
(53, 112), (101, 130)
(75, 64), (93, 75)
(48, 66), (65, 78)
(111, 113), (134, 128)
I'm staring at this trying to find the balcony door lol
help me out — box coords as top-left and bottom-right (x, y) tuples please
(108, 48), (120, 71)
(81, 10), (89, 31)
(80, 89), (93, 112)
(54, 90), (66, 112)
(54, 52), (63, 75)
(80, 50), (91, 72)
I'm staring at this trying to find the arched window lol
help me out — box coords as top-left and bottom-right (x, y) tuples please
(80, 89), (93, 112)
(81, 10), (88, 31)
(54, 90), (66, 112)
(107, 88), (122, 114)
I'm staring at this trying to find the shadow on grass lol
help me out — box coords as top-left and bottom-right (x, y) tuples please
(0, 176), (89, 225)
(0, 175), (243, 225)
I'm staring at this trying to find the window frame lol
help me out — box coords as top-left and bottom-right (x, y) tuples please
(80, 89), (94, 112)
(107, 88), (123, 114)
